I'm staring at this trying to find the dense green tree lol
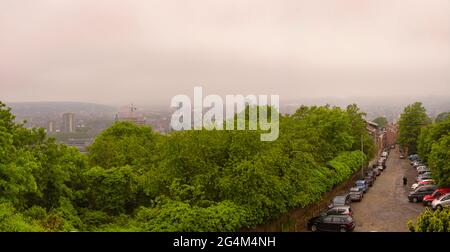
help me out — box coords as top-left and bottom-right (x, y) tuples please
(372, 116), (389, 128)
(398, 102), (429, 154)
(88, 122), (158, 169)
(417, 117), (450, 163)
(428, 135), (450, 187)
(435, 112), (449, 123)
(0, 101), (377, 232)
(409, 208), (450, 232)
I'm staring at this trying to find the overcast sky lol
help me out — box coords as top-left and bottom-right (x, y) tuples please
(0, 0), (449, 106)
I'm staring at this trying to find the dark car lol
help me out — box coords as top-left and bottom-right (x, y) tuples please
(328, 195), (351, 209)
(372, 168), (381, 176)
(308, 215), (356, 232)
(408, 185), (438, 203)
(323, 206), (353, 216)
(364, 175), (374, 187)
(366, 171), (376, 181)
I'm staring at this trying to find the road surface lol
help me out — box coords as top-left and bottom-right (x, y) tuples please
(351, 147), (424, 231)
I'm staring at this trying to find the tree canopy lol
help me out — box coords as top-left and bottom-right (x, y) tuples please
(0, 101), (374, 231)
(398, 102), (429, 155)
(372, 117), (389, 128)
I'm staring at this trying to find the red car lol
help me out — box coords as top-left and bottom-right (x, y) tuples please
(423, 188), (450, 206)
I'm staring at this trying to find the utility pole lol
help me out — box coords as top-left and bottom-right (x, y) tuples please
(361, 133), (364, 178)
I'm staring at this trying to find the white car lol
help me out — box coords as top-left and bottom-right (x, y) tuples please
(431, 193), (450, 210)
(411, 179), (434, 190)
(416, 165), (428, 172)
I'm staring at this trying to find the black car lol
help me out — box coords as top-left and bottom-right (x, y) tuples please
(364, 175), (374, 187)
(372, 168), (381, 176)
(328, 195), (351, 209)
(408, 185), (438, 203)
(307, 215), (356, 232)
(366, 171), (376, 181)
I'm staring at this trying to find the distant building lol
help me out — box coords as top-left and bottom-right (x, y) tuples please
(366, 120), (388, 155)
(47, 120), (55, 133)
(116, 104), (146, 125)
(62, 113), (75, 133)
(67, 138), (93, 153)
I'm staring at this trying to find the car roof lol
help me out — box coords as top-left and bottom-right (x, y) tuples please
(438, 193), (450, 199)
(329, 205), (350, 210)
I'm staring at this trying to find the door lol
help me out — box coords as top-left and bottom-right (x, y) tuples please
(320, 216), (334, 231)
(441, 195), (450, 207)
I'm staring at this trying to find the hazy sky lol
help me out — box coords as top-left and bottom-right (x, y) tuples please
(1, 0), (449, 105)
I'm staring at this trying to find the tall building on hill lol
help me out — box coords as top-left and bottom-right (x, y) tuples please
(62, 113), (75, 133)
(47, 120), (55, 133)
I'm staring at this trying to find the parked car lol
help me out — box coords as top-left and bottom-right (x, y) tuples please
(323, 206), (353, 216)
(408, 185), (438, 203)
(366, 171), (376, 181)
(412, 161), (423, 168)
(399, 154), (405, 159)
(376, 165), (385, 171)
(307, 215), (356, 232)
(328, 195), (351, 209)
(411, 179), (435, 190)
(423, 188), (450, 206)
(349, 187), (363, 201)
(381, 151), (388, 158)
(417, 167), (431, 175)
(355, 180), (369, 193)
(416, 165), (429, 171)
(431, 193), (450, 211)
(408, 154), (419, 161)
(364, 175), (374, 187)
(416, 172), (433, 182)
(373, 168), (381, 176)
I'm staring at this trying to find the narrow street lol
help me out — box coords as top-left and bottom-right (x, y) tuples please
(351, 147), (424, 231)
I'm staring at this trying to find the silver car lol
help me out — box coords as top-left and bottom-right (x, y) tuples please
(432, 193), (450, 210)
(349, 187), (363, 201)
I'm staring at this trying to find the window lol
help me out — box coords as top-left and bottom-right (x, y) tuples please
(327, 209), (336, 215)
(323, 216), (333, 223)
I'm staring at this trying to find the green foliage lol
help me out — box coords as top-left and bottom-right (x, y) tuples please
(407, 105), (449, 229)
(428, 135), (450, 187)
(435, 112), (449, 123)
(409, 208), (450, 232)
(398, 102), (429, 154)
(372, 117), (389, 128)
(0, 203), (44, 232)
(88, 121), (158, 169)
(0, 101), (374, 232)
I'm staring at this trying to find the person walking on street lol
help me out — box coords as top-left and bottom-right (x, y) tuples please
(402, 176), (407, 186)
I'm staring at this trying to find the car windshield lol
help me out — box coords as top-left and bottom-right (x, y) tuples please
(356, 181), (365, 186)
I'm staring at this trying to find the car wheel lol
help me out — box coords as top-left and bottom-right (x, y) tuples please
(412, 197), (418, 203)
(339, 227), (347, 232)
(311, 225), (318, 232)
(436, 205), (443, 211)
